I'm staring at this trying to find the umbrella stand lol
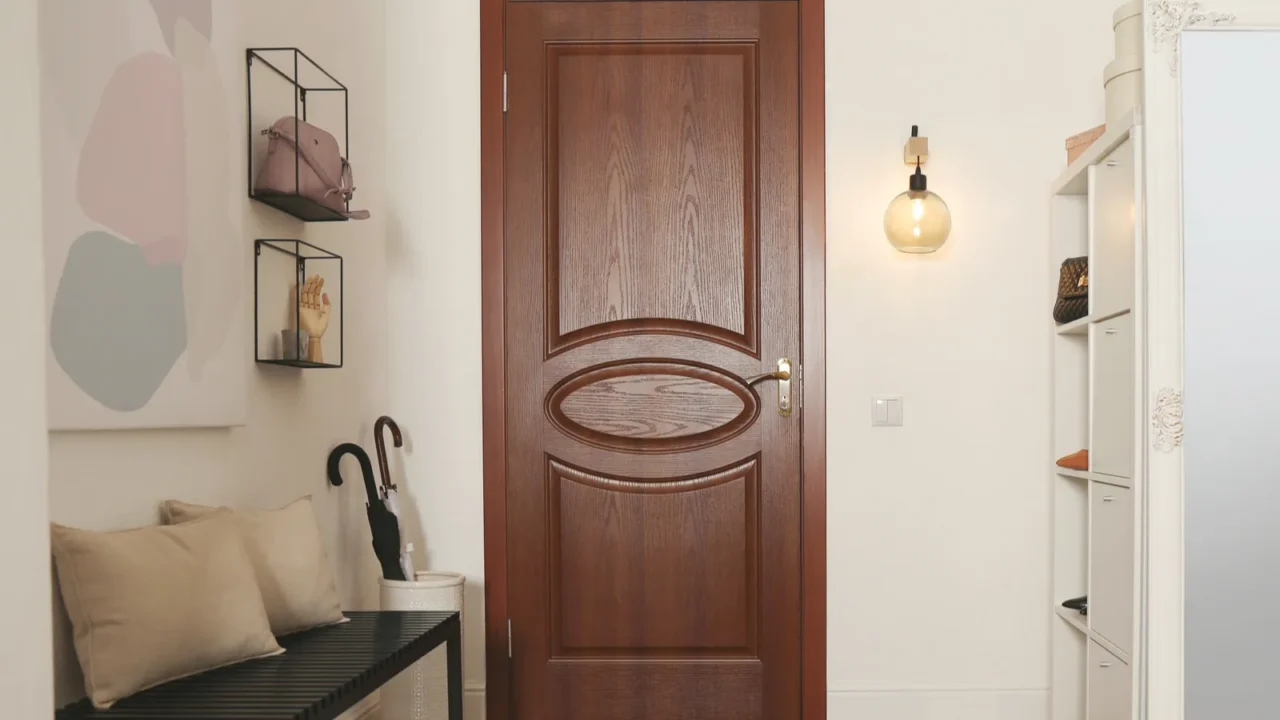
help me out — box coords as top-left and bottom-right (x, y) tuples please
(326, 442), (406, 581)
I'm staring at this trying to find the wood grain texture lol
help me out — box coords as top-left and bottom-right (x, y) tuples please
(799, 1), (827, 719)
(556, 375), (746, 440)
(549, 661), (763, 720)
(548, 457), (758, 656)
(547, 361), (758, 452)
(752, 9), (803, 720)
(546, 42), (757, 357)
(479, 0), (509, 716)
(491, 3), (820, 720)
(544, 423), (762, 482)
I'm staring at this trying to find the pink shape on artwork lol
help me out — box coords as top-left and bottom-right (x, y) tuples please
(77, 52), (187, 266)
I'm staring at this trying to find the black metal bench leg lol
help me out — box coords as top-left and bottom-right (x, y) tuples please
(447, 624), (463, 720)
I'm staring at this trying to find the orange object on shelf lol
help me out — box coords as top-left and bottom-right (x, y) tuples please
(1066, 124), (1107, 165)
(1057, 449), (1090, 471)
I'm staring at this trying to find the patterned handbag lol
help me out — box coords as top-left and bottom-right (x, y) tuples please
(1053, 257), (1089, 324)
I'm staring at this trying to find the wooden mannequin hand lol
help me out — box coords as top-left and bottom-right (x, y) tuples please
(296, 274), (330, 362)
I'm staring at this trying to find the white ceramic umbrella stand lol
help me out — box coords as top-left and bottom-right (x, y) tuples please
(379, 571), (465, 720)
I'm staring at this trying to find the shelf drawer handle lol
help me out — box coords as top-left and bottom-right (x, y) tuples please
(1099, 661), (1114, 668)
(1103, 496), (1116, 503)
(1104, 328), (1118, 335)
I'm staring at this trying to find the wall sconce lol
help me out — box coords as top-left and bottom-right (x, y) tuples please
(884, 126), (952, 254)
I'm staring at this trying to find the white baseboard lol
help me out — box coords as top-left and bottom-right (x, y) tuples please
(384, 686), (1040, 719)
(828, 688), (1048, 720)
(442, 686), (1042, 720)
(464, 685), (486, 719)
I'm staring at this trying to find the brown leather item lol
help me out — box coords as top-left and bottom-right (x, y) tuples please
(1054, 257), (1089, 324)
(1057, 449), (1090, 471)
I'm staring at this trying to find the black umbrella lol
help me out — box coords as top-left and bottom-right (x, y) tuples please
(374, 417), (411, 577)
(327, 442), (407, 581)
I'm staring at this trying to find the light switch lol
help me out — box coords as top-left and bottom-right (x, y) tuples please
(872, 396), (903, 427)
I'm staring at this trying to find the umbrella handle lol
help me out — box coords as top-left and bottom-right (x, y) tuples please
(327, 442), (380, 503)
(374, 416), (403, 493)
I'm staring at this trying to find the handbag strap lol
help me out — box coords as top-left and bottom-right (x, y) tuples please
(334, 158), (371, 218)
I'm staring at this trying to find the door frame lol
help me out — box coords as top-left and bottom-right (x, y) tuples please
(480, 2), (827, 717)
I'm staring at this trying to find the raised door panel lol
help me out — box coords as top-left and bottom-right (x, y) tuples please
(1092, 313), (1134, 481)
(550, 662), (763, 720)
(1090, 483), (1135, 655)
(548, 457), (759, 656)
(547, 361), (760, 454)
(1087, 639), (1132, 720)
(1091, 138), (1136, 321)
(547, 42), (758, 357)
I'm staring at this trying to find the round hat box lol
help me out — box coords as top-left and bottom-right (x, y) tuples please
(1113, 0), (1144, 58)
(380, 572), (466, 720)
(1104, 55), (1143, 127)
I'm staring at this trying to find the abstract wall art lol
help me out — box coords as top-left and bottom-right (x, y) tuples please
(41, 0), (246, 430)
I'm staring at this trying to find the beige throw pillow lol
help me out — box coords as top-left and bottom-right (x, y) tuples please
(162, 497), (346, 637)
(50, 513), (283, 709)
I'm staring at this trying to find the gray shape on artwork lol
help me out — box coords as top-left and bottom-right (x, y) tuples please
(51, 231), (187, 412)
(150, 0), (213, 54)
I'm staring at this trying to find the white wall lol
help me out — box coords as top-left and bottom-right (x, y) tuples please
(0, 0), (54, 715)
(44, 0), (390, 706)
(384, 1), (487, 717)
(825, 2), (1116, 718)
(391, 2), (1120, 719)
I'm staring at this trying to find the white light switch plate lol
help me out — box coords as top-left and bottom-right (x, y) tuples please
(872, 396), (904, 427)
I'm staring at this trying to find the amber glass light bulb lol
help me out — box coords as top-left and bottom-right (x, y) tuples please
(885, 167), (952, 254)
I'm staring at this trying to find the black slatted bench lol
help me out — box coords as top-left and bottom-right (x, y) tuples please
(55, 611), (462, 720)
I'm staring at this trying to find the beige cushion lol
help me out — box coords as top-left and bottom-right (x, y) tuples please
(162, 497), (346, 637)
(50, 513), (283, 709)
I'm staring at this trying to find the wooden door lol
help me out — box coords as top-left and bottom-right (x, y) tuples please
(505, 3), (802, 719)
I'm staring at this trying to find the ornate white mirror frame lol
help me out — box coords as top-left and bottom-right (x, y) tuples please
(1144, 2), (1280, 718)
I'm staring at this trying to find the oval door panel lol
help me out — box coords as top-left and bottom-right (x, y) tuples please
(547, 361), (760, 453)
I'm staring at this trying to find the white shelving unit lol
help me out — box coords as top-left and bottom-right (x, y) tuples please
(1055, 468), (1094, 483)
(1057, 316), (1092, 337)
(1050, 110), (1144, 720)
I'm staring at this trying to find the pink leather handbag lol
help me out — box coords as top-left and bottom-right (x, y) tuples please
(255, 116), (370, 220)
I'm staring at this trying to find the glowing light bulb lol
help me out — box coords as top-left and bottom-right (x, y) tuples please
(885, 167), (951, 254)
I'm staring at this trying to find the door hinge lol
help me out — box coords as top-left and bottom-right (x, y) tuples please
(507, 618), (513, 658)
(503, 72), (508, 113)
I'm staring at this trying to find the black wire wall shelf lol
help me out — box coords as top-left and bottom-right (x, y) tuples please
(255, 239), (344, 369)
(246, 48), (351, 223)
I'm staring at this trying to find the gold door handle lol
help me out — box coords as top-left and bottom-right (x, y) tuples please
(747, 359), (793, 417)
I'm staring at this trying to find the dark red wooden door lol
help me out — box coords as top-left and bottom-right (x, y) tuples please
(505, 3), (802, 718)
